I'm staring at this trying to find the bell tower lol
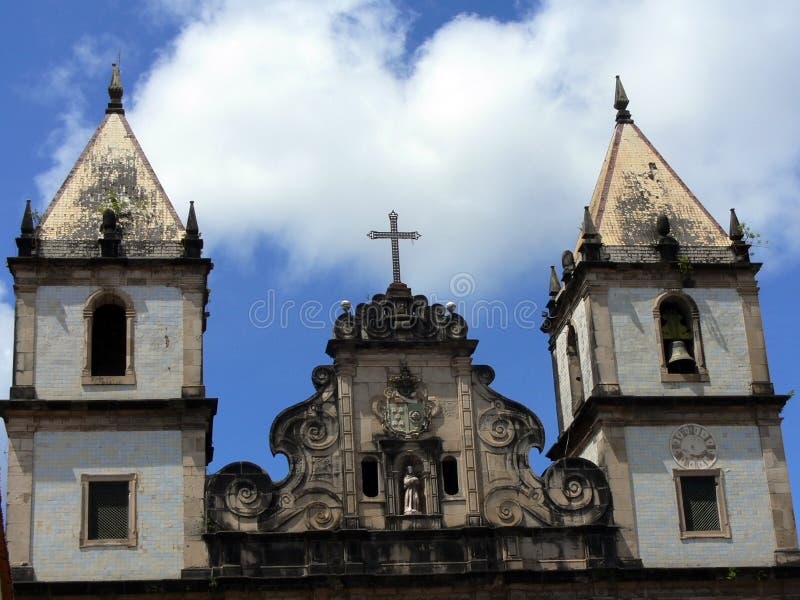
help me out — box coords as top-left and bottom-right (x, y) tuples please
(542, 77), (799, 568)
(2, 65), (215, 582)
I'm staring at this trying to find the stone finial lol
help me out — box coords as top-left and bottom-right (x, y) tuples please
(183, 201), (204, 258)
(579, 206), (604, 262)
(728, 208), (750, 263)
(186, 200), (199, 236)
(561, 250), (575, 283)
(20, 199), (34, 235)
(16, 199), (36, 256)
(614, 75), (633, 124)
(99, 208), (122, 257)
(656, 213), (671, 237)
(729, 208), (743, 241)
(106, 63), (124, 115)
(582, 206), (598, 238)
(548, 266), (560, 297)
(655, 213), (679, 262)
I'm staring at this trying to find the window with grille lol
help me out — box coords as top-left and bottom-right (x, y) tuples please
(674, 470), (729, 538)
(81, 474), (136, 547)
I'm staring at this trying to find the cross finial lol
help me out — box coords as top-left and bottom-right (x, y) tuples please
(614, 75), (633, 124)
(107, 63), (124, 115)
(367, 211), (421, 284)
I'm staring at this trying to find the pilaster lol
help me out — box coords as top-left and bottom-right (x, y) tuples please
(452, 356), (481, 525)
(334, 355), (358, 528)
(586, 289), (620, 397)
(6, 423), (34, 569)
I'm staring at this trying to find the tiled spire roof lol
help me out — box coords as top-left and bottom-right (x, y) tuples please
(578, 77), (728, 251)
(36, 64), (185, 258)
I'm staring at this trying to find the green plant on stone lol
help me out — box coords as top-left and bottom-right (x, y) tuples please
(676, 255), (693, 277)
(737, 222), (768, 255)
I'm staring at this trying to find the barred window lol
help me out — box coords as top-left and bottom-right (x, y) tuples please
(81, 474), (137, 547)
(674, 470), (730, 538)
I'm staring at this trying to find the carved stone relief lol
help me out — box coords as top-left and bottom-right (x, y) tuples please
(472, 365), (611, 528)
(205, 365), (343, 533)
(373, 364), (439, 439)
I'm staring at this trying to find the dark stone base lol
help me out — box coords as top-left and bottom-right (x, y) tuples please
(203, 525), (618, 578)
(10, 565), (35, 582)
(9, 386), (36, 400)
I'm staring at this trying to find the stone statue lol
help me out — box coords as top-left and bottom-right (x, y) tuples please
(403, 466), (422, 515)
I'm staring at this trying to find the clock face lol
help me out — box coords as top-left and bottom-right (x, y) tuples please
(670, 424), (717, 469)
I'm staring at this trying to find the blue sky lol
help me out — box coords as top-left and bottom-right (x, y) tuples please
(1, 0), (799, 534)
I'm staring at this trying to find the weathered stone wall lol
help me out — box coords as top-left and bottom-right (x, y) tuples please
(609, 287), (751, 396)
(31, 430), (184, 580)
(625, 424), (775, 568)
(35, 285), (184, 399)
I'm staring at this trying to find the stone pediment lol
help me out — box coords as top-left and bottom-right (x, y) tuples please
(206, 293), (611, 535)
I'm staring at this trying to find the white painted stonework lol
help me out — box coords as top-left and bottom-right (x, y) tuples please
(554, 327), (573, 432)
(35, 285), (184, 399)
(572, 298), (593, 400)
(31, 430), (184, 581)
(625, 425), (775, 568)
(609, 287), (751, 396)
(554, 297), (592, 432)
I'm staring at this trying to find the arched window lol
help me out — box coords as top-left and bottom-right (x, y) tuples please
(82, 290), (136, 384)
(91, 304), (126, 375)
(566, 323), (585, 413)
(654, 292), (707, 381)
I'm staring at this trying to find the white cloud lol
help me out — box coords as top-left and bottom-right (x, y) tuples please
(45, 0), (800, 293)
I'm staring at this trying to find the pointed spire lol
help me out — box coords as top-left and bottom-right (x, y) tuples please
(578, 206), (604, 262)
(582, 206), (598, 238)
(20, 199), (34, 235)
(16, 199), (36, 256)
(729, 208), (743, 241)
(614, 75), (633, 124)
(106, 63), (124, 115)
(548, 266), (560, 297)
(186, 201), (199, 236)
(729, 208), (750, 263)
(183, 201), (204, 258)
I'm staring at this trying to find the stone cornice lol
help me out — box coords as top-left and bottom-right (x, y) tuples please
(546, 393), (792, 459)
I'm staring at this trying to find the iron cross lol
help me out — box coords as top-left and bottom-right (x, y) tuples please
(367, 211), (421, 284)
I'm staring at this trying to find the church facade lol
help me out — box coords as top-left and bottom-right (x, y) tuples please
(2, 67), (799, 598)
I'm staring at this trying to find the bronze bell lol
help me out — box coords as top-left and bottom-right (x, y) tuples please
(668, 340), (695, 366)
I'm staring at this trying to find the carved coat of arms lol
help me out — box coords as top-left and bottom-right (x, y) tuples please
(375, 365), (438, 439)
